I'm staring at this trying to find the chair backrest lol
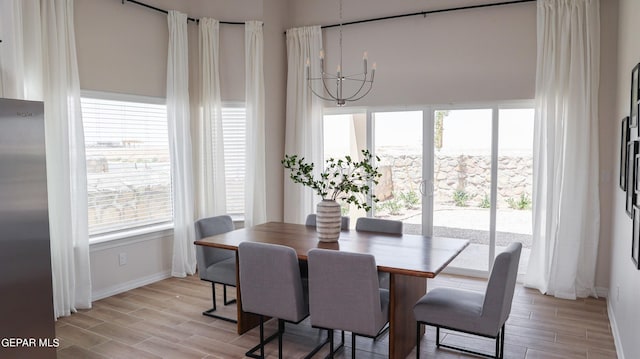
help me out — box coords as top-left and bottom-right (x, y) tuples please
(307, 248), (388, 337)
(238, 242), (308, 322)
(195, 215), (235, 239)
(305, 214), (350, 230)
(355, 217), (402, 235)
(481, 242), (522, 329)
(195, 215), (235, 273)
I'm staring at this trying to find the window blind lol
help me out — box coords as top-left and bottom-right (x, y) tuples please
(81, 96), (173, 236)
(221, 106), (246, 215)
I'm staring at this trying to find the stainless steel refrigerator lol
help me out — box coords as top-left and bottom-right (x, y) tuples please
(0, 98), (56, 358)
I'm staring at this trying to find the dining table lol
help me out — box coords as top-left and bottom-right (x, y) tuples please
(194, 221), (469, 359)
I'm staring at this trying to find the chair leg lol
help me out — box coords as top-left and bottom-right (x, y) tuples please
(247, 315), (264, 359)
(351, 333), (356, 358)
(245, 315), (280, 359)
(328, 329), (334, 359)
(259, 316), (265, 359)
(320, 330), (345, 359)
(431, 324), (505, 359)
(495, 328), (500, 359)
(202, 283), (237, 323)
(223, 284), (237, 305)
(499, 324), (505, 359)
(373, 322), (390, 341)
(211, 282), (217, 311)
(278, 319), (284, 359)
(416, 323), (421, 359)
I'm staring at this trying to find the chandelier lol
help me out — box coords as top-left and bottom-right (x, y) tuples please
(306, 0), (375, 106)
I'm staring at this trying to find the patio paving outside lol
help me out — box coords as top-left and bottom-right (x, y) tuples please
(387, 207), (532, 275)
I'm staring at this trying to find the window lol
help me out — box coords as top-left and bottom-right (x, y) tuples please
(221, 105), (246, 215)
(81, 94), (173, 236)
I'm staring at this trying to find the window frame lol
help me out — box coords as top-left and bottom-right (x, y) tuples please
(322, 99), (534, 278)
(81, 90), (174, 244)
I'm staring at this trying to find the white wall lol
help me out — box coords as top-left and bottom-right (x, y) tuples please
(263, 0), (290, 224)
(75, 0), (257, 99)
(597, 0), (620, 296)
(90, 230), (173, 300)
(74, 0), (288, 299)
(609, 0), (640, 358)
(290, 0), (537, 106)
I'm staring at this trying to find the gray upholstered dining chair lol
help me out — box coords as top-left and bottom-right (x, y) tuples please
(355, 217), (403, 234)
(238, 242), (313, 359)
(194, 215), (236, 322)
(307, 248), (389, 358)
(305, 214), (351, 230)
(355, 217), (403, 291)
(413, 242), (522, 359)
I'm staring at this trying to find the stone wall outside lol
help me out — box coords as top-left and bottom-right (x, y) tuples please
(87, 183), (172, 233)
(375, 149), (532, 209)
(86, 151), (172, 234)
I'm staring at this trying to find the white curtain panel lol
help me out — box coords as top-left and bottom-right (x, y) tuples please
(197, 18), (227, 218)
(40, 0), (92, 316)
(0, 0), (42, 100)
(1, 0), (91, 318)
(0, 0), (25, 98)
(526, 0), (600, 299)
(283, 26), (323, 224)
(167, 10), (197, 277)
(244, 21), (267, 227)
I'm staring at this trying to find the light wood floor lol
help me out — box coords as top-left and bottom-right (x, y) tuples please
(55, 274), (617, 359)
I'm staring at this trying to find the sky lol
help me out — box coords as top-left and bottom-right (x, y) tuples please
(324, 108), (534, 157)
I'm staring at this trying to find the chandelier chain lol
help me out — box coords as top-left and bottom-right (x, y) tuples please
(339, 0), (343, 74)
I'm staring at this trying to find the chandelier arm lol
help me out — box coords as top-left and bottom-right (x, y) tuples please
(341, 72), (367, 79)
(309, 75), (338, 81)
(320, 76), (339, 101)
(308, 81), (338, 101)
(343, 76), (369, 101)
(345, 81), (374, 102)
(318, 71), (339, 80)
(309, 84), (339, 102)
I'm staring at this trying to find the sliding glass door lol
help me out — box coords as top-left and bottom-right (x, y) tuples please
(431, 109), (493, 272)
(323, 104), (533, 275)
(323, 111), (368, 223)
(431, 106), (533, 275)
(495, 108), (534, 275)
(372, 111), (424, 234)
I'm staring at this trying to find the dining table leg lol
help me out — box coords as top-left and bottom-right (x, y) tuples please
(233, 250), (264, 334)
(389, 273), (426, 359)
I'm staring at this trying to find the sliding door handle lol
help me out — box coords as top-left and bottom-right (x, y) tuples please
(419, 180), (433, 197)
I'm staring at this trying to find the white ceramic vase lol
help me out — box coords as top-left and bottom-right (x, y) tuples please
(316, 199), (341, 242)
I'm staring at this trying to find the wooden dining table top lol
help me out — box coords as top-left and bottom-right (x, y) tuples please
(194, 221), (469, 278)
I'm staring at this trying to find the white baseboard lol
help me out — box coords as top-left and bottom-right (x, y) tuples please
(91, 270), (171, 301)
(607, 298), (625, 359)
(596, 286), (609, 298)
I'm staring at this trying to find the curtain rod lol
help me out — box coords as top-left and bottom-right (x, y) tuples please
(318, 0), (535, 30)
(121, 0), (245, 25)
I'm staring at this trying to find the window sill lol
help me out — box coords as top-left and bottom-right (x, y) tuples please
(90, 223), (174, 246)
(88, 215), (244, 249)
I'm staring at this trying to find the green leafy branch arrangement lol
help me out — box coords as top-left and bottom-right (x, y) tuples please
(282, 149), (382, 212)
